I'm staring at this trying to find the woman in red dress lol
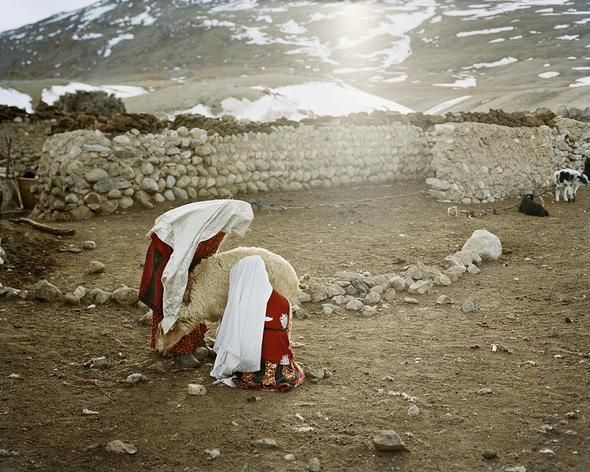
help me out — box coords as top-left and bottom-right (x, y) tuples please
(235, 289), (305, 392)
(140, 232), (226, 367)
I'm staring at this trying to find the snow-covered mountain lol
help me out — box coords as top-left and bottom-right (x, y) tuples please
(0, 0), (589, 116)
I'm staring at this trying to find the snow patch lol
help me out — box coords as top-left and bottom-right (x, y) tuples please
(383, 74), (409, 83)
(200, 19), (236, 29)
(538, 71), (560, 78)
(457, 27), (514, 38)
(433, 77), (477, 88)
(569, 76), (590, 87)
(102, 33), (134, 58)
(210, 0), (257, 13)
(80, 4), (117, 24)
(463, 57), (518, 69)
(444, 1), (570, 19)
(72, 32), (103, 41)
(425, 95), (472, 115)
(175, 82), (412, 122)
(0, 87), (33, 113)
(130, 11), (156, 26)
(280, 20), (306, 35)
(307, 12), (339, 23)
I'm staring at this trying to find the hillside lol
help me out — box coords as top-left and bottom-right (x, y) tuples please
(0, 0), (589, 116)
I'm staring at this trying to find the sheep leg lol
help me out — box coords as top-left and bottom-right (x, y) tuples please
(565, 185), (574, 203)
(555, 187), (560, 202)
(572, 182), (580, 202)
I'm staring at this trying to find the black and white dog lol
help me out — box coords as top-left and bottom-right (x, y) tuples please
(519, 193), (549, 217)
(554, 168), (589, 202)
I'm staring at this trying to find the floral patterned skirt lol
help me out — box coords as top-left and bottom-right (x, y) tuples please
(235, 359), (305, 392)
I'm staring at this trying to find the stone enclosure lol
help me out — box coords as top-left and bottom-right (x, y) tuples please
(29, 116), (590, 221)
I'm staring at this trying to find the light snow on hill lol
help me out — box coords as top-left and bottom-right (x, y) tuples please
(0, 87), (33, 112)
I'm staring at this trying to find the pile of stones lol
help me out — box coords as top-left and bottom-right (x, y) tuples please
(0, 279), (140, 307)
(296, 229), (502, 315)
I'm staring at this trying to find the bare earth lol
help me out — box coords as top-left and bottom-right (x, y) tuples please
(0, 182), (588, 472)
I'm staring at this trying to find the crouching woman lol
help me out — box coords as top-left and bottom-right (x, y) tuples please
(211, 255), (304, 392)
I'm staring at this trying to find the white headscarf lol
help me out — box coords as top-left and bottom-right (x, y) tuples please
(211, 255), (273, 381)
(148, 199), (253, 334)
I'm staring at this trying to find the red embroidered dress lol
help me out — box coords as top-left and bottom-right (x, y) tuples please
(235, 289), (305, 392)
(139, 232), (225, 355)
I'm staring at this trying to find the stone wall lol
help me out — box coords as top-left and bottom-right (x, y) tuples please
(30, 123), (431, 221)
(426, 123), (556, 204)
(28, 117), (590, 219)
(0, 122), (51, 175)
(553, 117), (590, 169)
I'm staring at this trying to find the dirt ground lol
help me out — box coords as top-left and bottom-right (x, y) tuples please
(0, 182), (588, 472)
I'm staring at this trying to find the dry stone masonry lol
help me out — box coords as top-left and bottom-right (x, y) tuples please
(553, 117), (590, 167)
(427, 123), (555, 204)
(30, 123), (430, 221)
(28, 116), (590, 220)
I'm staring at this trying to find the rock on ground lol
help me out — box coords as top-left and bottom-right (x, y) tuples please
(462, 229), (502, 261)
(308, 457), (321, 472)
(373, 430), (409, 452)
(87, 261), (106, 275)
(32, 279), (63, 302)
(187, 384), (207, 396)
(105, 440), (137, 455)
(251, 438), (277, 448)
(111, 287), (139, 305)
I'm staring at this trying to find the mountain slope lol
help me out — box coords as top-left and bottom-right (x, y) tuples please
(1, 0), (589, 114)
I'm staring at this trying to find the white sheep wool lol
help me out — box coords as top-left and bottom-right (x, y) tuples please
(211, 255), (273, 384)
(148, 199), (254, 334)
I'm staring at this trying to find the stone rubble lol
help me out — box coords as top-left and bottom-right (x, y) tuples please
(294, 229), (502, 314)
(1, 230), (504, 324)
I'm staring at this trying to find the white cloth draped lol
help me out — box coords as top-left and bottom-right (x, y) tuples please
(147, 199), (253, 334)
(210, 255), (273, 382)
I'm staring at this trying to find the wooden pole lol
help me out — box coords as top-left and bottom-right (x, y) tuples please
(9, 217), (76, 236)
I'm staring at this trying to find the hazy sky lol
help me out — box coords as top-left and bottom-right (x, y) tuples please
(0, 0), (97, 32)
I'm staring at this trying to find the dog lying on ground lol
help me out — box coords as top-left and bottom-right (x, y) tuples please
(519, 193), (549, 217)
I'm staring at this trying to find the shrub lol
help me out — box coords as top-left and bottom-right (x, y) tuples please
(54, 90), (125, 117)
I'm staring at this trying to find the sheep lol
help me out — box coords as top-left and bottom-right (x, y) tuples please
(155, 247), (299, 354)
(518, 194), (549, 217)
(554, 168), (589, 202)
